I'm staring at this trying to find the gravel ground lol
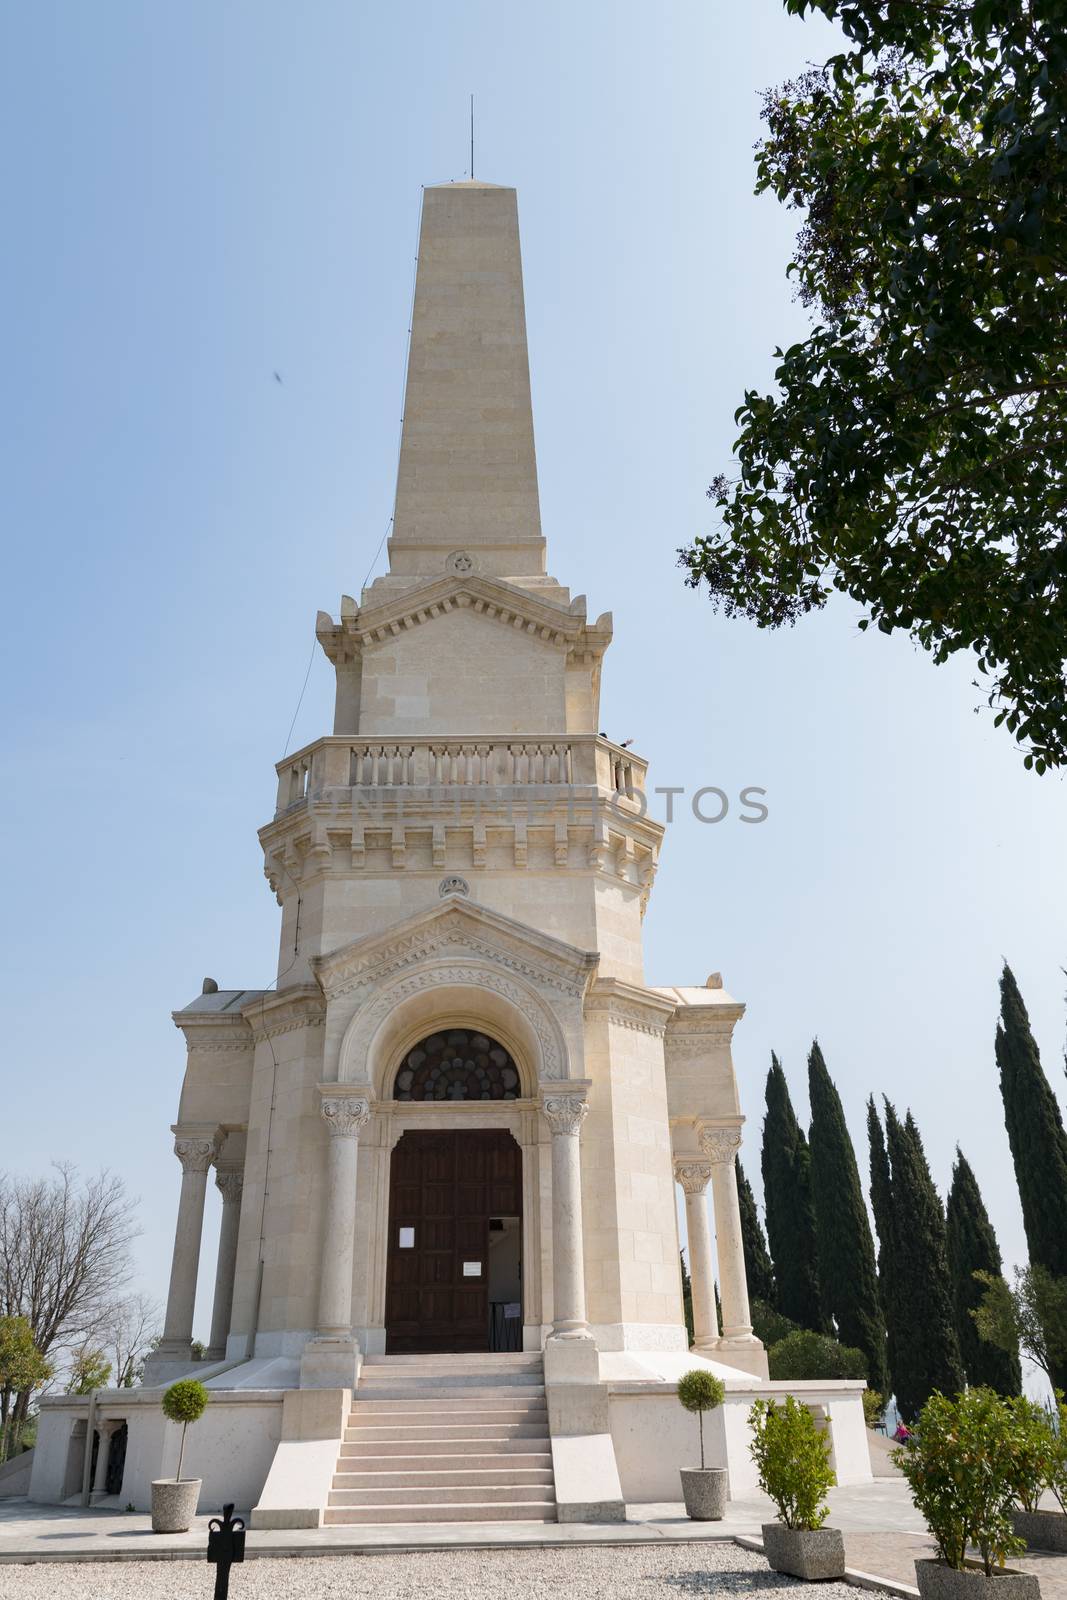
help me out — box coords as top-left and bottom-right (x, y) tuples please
(0, 1542), (858, 1600)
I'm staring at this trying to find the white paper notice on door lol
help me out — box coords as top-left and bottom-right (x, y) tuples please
(462, 1261), (482, 1277)
(503, 1302), (521, 1319)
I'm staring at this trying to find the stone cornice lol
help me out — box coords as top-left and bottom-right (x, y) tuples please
(585, 978), (676, 1037)
(312, 898), (599, 1005)
(240, 985), (325, 1043)
(315, 575), (612, 664)
(172, 1011), (255, 1054)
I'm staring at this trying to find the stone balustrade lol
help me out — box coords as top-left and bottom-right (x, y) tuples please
(275, 735), (646, 814)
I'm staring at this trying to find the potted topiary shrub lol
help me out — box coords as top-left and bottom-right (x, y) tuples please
(896, 1387), (1039, 1600)
(677, 1369), (728, 1519)
(151, 1378), (209, 1533)
(749, 1394), (844, 1580)
(1009, 1393), (1067, 1553)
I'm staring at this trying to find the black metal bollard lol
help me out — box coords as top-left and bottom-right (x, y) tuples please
(206, 1502), (246, 1600)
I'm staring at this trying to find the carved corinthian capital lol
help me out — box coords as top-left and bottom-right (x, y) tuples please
(674, 1160), (713, 1195)
(215, 1170), (244, 1205)
(699, 1124), (743, 1165)
(320, 1096), (371, 1139)
(174, 1137), (217, 1174)
(541, 1091), (589, 1138)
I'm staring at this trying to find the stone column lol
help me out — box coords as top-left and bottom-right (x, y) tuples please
(316, 1096), (371, 1336)
(90, 1419), (119, 1500)
(157, 1135), (218, 1357)
(700, 1125), (754, 1340)
(205, 1169), (244, 1362)
(541, 1088), (592, 1342)
(675, 1160), (720, 1353)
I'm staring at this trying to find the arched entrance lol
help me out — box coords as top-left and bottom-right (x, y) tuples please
(384, 1029), (524, 1354)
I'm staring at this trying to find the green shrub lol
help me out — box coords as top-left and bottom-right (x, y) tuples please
(895, 1388), (1024, 1575)
(748, 1395), (836, 1530)
(161, 1379), (209, 1482)
(751, 1298), (800, 1349)
(862, 1390), (884, 1430)
(1007, 1396), (1056, 1514)
(677, 1369), (726, 1470)
(768, 1328), (867, 1382)
(1049, 1393), (1067, 1516)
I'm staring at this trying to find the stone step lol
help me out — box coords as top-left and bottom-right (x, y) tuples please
(333, 1467), (555, 1488)
(348, 1397), (546, 1414)
(340, 1436), (551, 1458)
(335, 1451), (553, 1472)
(349, 1405), (546, 1423)
(363, 1353), (542, 1368)
(344, 1423), (549, 1443)
(328, 1483), (557, 1507)
(359, 1375), (545, 1392)
(323, 1502), (556, 1525)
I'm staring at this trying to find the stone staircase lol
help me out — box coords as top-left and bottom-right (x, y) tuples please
(324, 1351), (556, 1525)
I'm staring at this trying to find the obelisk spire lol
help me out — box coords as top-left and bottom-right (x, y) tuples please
(388, 182), (546, 580)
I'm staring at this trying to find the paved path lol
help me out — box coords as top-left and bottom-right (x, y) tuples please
(843, 1531), (1067, 1600)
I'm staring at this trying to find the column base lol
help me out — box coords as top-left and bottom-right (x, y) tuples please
(300, 1335), (363, 1390)
(141, 1346), (199, 1387)
(715, 1335), (768, 1380)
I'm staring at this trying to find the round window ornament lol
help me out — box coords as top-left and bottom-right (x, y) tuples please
(446, 550), (474, 574)
(439, 875), (470, 898)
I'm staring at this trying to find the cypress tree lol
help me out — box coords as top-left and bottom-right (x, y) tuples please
(762, 1054), (826, 1331)
(867, 1100), (899, 1397)
(736, 1157), (776, 1306)
(808, 1043), (887, 1395)
(945, 1149), (1021, 1395)
(997, 965), (1067, 1280)
(884, 1104), (964, 1420)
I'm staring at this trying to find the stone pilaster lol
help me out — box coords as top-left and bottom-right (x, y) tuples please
(300, 1092), (371, 1390)
(156, 1134), (219, 1359)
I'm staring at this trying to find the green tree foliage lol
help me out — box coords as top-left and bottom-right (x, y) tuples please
(945, 1149), (1021, 1395)
(867, 1099), (899, 1392)
(161, 1379), (209, 1482)
(768, 1327), (867, 1381)
(0, 1318), (51, 1463)
(749, 1395), (836, 1530)
(973, 1264), (1067, 1391)
(751, 1298), (799, 1349)
(896, 1388), (1025, 1575)
(997, 964), (1067, 1388)
(680, 1251), (694, 1344)
(680, 1), (1067, 770)
(807, 1042), (887, 1394)
(882, 1105), (965, 1420)
(736, 1157), (776, 1306)
(677, 1369), (726, 1470)
(762, 1055), (826, 1331)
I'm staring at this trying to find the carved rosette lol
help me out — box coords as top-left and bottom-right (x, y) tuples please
(541, 1092), (589, 1138)
(320, 1096), (371, 1139)
(699, 1125), (743, 1165)
(174, 1137), (217, 1174)
(215, 1170), (244, 1206)
(674, 1160), (713, 1195)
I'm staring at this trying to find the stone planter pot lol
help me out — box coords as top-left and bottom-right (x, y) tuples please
(150, 1477), (201, 1533)
(762, 1523), (846, 1581)
(1013, 1508), (1067, 1553)
(680, 1467), (728, 1520)
(915, 1560), (1040, 1600)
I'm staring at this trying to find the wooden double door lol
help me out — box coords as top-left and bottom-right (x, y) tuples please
(385, 1128), (522, 1354)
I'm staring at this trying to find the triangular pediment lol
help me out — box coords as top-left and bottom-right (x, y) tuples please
(316, 575), (611, 664)
(311, 894), (599, 1003)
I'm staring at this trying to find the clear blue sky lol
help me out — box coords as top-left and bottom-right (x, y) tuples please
(2, 0), (1064, 1349)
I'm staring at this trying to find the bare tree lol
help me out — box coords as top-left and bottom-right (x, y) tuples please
(0, 1165), (139, 1448)
(104, 1293), (161, 1388)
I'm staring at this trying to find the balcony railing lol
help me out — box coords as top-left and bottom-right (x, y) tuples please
(275, 735), (645, 815)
